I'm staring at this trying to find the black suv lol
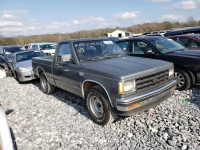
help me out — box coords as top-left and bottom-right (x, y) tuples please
(116, 36), (200, 90)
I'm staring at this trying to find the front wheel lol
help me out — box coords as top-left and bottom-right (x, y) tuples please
(175, 69), (191, 91)
(39, 72), (55, 94)
(86, 85), (115, 126)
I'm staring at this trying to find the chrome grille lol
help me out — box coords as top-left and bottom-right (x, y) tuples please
(136, 70), (169, 93)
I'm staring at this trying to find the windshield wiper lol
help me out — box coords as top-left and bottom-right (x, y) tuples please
(103, 54), (122, 58)
(83, 56), (105, 62)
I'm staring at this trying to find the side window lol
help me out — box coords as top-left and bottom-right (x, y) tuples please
(57, 43), (72, 62)
(179, 37), (199, 48)
(31, 45), (38, 50)
(132, 41), (153, 54)
(170, 37), (178, 42)
(179, 37), (190, 47)
(117, 41), (131, 53)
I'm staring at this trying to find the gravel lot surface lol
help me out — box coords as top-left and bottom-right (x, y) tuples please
(0, 76), (200, 150)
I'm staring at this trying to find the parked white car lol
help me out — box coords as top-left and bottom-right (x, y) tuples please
(0, 70), (6, 79)
(0, 106), (14, 150)
(28, 43), (56, 56)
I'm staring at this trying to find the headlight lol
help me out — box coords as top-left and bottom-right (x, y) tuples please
(19, 67), (29, 72)
(169, 68), (174, 76)
(119, 80), (136, 94)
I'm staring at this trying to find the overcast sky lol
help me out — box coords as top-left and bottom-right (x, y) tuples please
(0, 0), (200, 36)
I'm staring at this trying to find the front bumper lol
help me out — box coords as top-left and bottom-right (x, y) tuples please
(18, 70), (37, 82)
(115, 80), (176, 116)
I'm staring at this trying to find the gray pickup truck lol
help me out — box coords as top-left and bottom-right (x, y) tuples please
(32, 38), (176, 125)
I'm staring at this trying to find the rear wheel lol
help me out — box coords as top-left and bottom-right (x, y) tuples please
(175, 68), (191, 91)
(4, 63), (10, 77)
(86, 85), (115, 125)
(39, 72), (55, 94)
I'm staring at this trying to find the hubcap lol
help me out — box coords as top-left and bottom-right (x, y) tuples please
(175, 72), (185, 88)
(89, 95), (104, 118)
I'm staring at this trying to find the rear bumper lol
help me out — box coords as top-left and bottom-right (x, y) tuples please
(114, 80), (176, 116)
(18, 70), (37, 82)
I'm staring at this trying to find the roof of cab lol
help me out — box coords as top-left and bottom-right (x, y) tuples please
(59, 37), (115, 44)
(116, 36), (167, 42)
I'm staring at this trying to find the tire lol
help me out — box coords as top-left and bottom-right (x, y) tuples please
(86, 85), (116, 126)
(175, 68), (191, 91)
(15, 72), (22, 84)
(39, 72), (55, 94)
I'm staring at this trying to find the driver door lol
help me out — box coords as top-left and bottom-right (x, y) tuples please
(53, 43), (82, 96)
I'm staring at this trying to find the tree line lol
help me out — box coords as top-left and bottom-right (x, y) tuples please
(1, 18), (200, 46)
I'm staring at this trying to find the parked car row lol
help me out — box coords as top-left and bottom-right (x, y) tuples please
(116, 36), (200, 91)
(1, 35), (200, 125)
(27, 43), (56, 56)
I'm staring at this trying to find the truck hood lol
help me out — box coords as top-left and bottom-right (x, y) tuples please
(82, 56), (172, 80)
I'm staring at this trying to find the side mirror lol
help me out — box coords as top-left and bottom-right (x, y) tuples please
(145, 49), (155, 55)
(57, 54), (75, 63)
(62, 54), (71, 62)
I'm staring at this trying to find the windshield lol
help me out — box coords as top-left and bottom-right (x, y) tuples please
(4, 47), (22, 54)
(16, 51), (46, 62)
(150, 38), (185, 54)
(39, 44), (55, 50)
(73, 40), (125, 62)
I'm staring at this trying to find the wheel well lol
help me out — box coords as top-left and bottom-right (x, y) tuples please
(174, 65), (195, 85)
(82, 81), (112, 106)
(83, 81), (98, 98)
(37, 67), (43, 76)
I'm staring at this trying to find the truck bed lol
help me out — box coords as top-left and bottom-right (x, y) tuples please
(32, 56), (54, 81)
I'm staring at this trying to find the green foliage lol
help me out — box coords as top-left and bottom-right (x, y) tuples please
(0, 19), (200, 46)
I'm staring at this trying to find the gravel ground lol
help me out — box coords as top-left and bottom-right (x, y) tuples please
(0, 76), (200, 150)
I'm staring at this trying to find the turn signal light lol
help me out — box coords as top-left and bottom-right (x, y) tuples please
(171, 85), (176, 91)
(128, 103), (140, 110)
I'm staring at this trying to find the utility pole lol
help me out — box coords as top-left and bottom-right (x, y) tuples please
(78, 20), (80, 38)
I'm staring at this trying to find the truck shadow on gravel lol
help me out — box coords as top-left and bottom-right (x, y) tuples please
(31, 80), (94, 122)
(31, 80), (124, 123)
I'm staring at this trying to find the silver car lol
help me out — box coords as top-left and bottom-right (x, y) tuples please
(9, 50), (46, 83)
(0, 106), (14, 150)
